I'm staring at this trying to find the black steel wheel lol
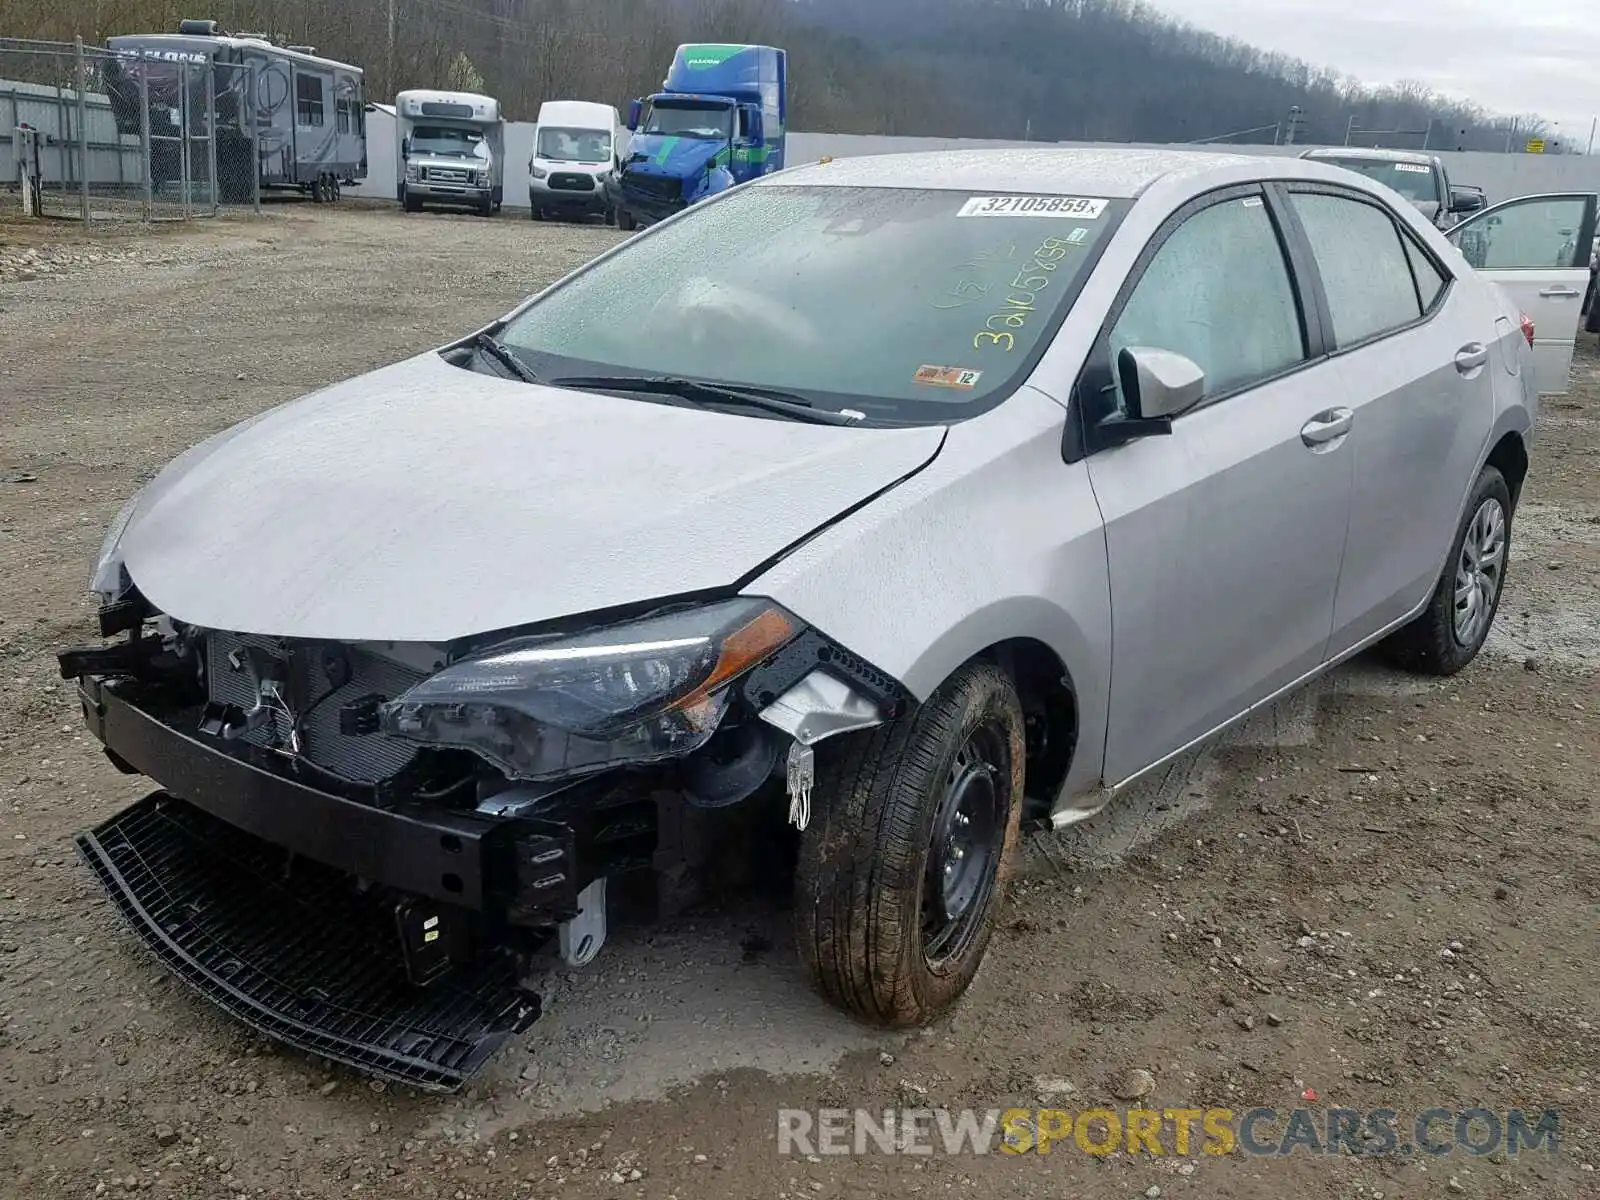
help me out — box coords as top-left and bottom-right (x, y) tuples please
(795, 662), (1025, 1027)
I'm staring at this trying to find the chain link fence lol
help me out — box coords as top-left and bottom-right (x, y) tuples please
(1, 36), (260, 221)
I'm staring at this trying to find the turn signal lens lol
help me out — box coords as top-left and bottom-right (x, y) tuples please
(1520, 313), (1535, 348)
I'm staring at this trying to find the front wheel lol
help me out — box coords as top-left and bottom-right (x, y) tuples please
(616, 206), (637, 232)
(795, 662), (1025, 1027)
(1381, 464), (1513, 675)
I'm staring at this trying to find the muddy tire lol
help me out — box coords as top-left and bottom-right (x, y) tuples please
(1381, 464), (1512, 675)
(795, 662), (1025, 1027)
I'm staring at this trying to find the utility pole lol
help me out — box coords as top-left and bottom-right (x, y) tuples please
(1589, 117), (1597, 156)
(1283, 105), (1303, 146)
(387, 0), (395, 100)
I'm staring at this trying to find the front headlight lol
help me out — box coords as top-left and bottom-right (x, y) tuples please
(90, 487), (144, 601)
(405, 164), (420, 181)
(379, 598), (801, 781)
(531, 165), (548, 180)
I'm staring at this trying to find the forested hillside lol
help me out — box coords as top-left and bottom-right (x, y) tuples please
(0, 0), (1555, 149)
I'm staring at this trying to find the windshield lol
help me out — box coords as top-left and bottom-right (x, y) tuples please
(536, 126), (612, 163)
(410, 125), (488, 160)
(640, 101), (733, 140)
(497, 185), (1124, 422)
(1315, 157), (1438, 202)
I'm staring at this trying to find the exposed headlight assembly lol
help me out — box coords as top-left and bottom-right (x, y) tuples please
(530, 165), (548, 180)
(90, 487), (144, 602)
(379, 598), (800, 781)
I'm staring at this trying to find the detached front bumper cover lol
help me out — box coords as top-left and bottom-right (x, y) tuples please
(78, 791), (540, 1092)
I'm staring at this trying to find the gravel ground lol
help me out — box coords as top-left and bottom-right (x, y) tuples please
(0, 207), (1596, 1200)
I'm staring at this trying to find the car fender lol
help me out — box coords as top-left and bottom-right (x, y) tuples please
(745, 385), (1113, 794)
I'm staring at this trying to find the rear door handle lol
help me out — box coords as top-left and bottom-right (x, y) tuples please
(1454, 342), (1489, 373)
(1539, 286), (1581, 298)
(1300, 407), (1354, 447)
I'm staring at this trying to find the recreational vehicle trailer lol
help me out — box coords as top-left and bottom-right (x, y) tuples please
(104, 19), (366, 204)
(395, 89), (504, 216)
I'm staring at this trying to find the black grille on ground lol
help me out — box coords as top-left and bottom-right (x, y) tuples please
(205, 633), (426, 783)
(76, 792), (540, 1092)
(548, 172), (596, 191)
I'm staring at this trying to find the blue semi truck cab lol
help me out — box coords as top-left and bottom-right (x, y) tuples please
(612, 43), (786, 231)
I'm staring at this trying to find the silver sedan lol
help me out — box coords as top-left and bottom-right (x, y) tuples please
(65, 148), (1556, 1079)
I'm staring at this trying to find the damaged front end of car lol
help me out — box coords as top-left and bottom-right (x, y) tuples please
(60, 528), (905, 1091)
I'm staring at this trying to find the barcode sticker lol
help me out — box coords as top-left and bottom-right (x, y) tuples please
(958, 196), (1108, 219)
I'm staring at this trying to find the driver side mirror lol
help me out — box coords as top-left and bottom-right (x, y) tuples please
(400, 136), (410, 160)
(1095, 347), (1201, 447)
(746, 108), (764, 145)
(1449, 186), (1486, 215)
(626, 99), (641, 132)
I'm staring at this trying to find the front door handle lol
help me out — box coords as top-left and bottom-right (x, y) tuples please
(1300, 407), (1354, 447)
(1539, 285), (1581, 298)
(1454, 342), (1489, 373)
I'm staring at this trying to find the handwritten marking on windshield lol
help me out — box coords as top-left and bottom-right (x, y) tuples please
(970, 234), (1092, 352)
(934, 244), (1017, 311)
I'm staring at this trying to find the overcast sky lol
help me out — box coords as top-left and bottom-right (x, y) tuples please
(1161, 0), (1599, 145)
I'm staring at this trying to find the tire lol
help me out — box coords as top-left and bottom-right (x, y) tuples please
(604, 205), (617, 227)
(330, 176), (341, 202)
(617, 207), (637, 232)
(309, 177), (324, 203)
(1381, 465), (1513, 675)
(795, 662), (1026, 1027)
(529, 200), (542, 221)
(402, 188), (421, 214)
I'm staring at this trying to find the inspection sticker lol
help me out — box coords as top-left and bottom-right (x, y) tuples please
(915, 365), (984, 389)
(958, 195), (1107, 219)
(1393, 163), (1432, 173)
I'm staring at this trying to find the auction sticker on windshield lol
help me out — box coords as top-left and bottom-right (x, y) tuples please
(958, 196), (1108, 219)
(915, 365), (984, 389)
(1394, 163), (1431, 174)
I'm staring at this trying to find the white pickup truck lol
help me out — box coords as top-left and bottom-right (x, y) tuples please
(1299, 147), (1485, 230)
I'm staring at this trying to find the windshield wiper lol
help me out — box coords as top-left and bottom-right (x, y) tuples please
(548, 375), (861, 426)
(473, 333), (539, 384)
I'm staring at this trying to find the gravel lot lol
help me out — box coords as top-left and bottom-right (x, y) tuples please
(1, 206), (1597, 1200)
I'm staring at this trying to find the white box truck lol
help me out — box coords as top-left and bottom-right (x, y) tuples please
(396, 89), (504, 216)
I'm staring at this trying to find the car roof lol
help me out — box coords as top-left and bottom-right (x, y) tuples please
(763, 147), (1283, 198)
(1302, 146), (1435, 165)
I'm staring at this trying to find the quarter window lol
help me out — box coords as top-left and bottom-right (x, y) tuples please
(1107, 194), (1305, 409)
(1289, 192), (1421, 346)
(1403, 235), (1447, 311)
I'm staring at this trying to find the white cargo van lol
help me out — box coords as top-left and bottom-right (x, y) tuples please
(529, 100), (621, 224)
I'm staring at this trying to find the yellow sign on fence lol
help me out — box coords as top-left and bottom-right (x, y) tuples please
(1526, 138), (1546, 154)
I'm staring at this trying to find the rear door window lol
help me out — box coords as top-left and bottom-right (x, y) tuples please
(1289, 191), (1423, 347)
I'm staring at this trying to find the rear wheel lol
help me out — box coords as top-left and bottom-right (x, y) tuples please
(794, 662), (1025, 1026)
(309, 176), (324, 203)
(1381, 464), (1512, 675)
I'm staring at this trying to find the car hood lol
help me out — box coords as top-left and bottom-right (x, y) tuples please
(118, 352), (944, 642)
